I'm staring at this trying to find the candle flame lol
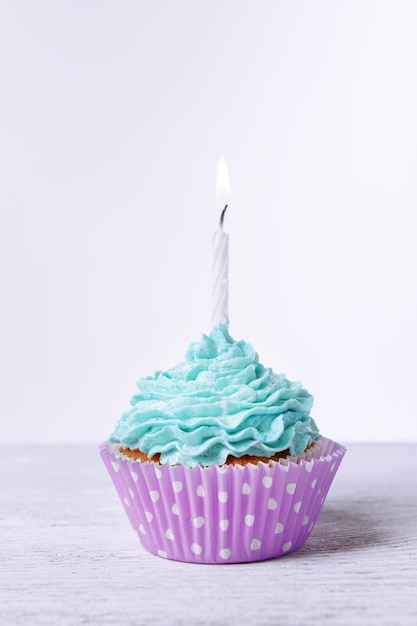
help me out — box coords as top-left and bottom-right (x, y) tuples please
(216, 154), (231, 213)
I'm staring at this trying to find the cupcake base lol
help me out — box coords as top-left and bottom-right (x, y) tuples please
(100, 437), (345, 564)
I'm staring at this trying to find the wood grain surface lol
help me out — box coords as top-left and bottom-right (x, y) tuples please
(1, 443), (416, 626)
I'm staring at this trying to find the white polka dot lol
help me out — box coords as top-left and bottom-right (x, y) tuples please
(311, 479), (318, 489)
(262, 476), (273, 488)
(157, 550), (167, 558)
(244, 514), (255, 527)
(197, 485), (205, 497)
(130, 470), (138, 482)
(218, 491), (228, 503)
(219, 519), (229, 531)
(193, 516), (205, 528)
(220, 548), (231, 560)
(128, 488), (134, 499)
(242, 482), (251, 495)
(308, 521), (315, 532)
(165, 529), (175, 541)
(268, 498), (277, 510)
(155, 467), (162, 479)
(139, 524), (146, 535)
(111, 461), (120, 473)
(293, 501), (302, 513)
(286, 483), (296, 495)
(123, 496), (130, 507)
(321, 496), (325, 504)
(172, 503), (179, 515)
(191, 543), (202, 555)
(250, 539), (261, 550)
(305, 461), (314, 473)
(274, 522), (284, 534)
(173, 481), (183, 493)
(302, 515), (309, 526)
(150, 490), (159, 502)
(317, 488), (322, 495)
(330, 462), (336, 472)
(145, 511), (153, 522)
(282, 541), (292, 552)
(218, 465), (228, 473)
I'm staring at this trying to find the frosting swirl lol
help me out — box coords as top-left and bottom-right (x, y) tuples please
(110, 324), (320, 467)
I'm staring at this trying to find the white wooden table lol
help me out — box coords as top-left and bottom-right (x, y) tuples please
(1, 443), (416, 626)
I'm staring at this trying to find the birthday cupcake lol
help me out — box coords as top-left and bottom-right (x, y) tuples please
(100, 323), (345, 564)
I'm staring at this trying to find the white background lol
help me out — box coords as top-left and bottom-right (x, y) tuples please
(1, 0), (416, 445)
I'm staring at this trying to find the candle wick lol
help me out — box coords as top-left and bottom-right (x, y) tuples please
(219, 205), (228, 228)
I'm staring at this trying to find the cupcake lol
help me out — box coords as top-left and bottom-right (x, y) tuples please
(100, 323), (345, 564)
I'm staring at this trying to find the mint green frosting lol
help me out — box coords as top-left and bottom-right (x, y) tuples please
(110, 324), (320, 467)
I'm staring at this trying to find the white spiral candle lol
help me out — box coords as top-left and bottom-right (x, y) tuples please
(212, 206), (229, 327)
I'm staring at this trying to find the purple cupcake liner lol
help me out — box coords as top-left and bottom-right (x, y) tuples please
(100, 437), (345, 564)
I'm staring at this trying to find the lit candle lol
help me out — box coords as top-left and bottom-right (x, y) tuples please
(212, 155), (230, 327)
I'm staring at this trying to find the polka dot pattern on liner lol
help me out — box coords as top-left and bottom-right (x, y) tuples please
(101, 437), (345, 564)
